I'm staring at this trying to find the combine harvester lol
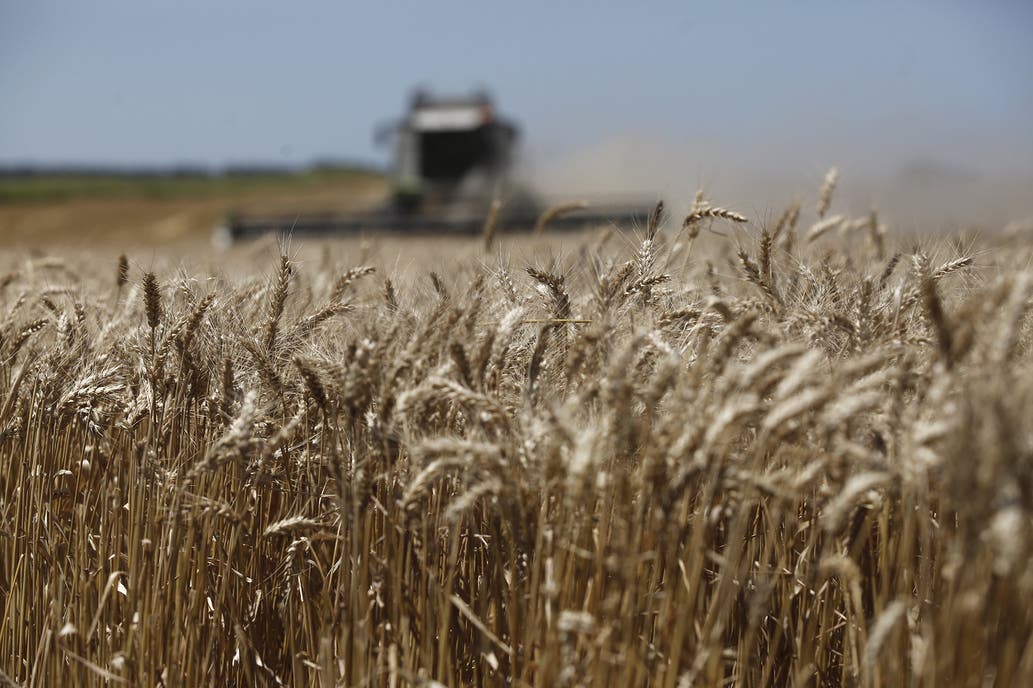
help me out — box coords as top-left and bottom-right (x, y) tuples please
(218, 89), (653, 241)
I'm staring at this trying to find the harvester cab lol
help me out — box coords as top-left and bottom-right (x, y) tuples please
(377, 89), (519, 216)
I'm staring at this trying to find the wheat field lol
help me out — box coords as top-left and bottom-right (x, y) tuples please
(1, 182), (1032, 687)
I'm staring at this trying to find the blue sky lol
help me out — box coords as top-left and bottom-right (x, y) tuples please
(2, 0), (1031, 183)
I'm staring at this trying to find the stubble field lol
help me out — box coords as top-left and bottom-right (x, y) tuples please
(1, 180), (1032, 686)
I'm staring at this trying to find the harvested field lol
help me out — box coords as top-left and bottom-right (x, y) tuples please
(1, 183), (1032, 686)
(0, 173), (385, 248)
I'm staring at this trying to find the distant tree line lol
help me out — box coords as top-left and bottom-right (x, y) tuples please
(0, 159), (382, 178)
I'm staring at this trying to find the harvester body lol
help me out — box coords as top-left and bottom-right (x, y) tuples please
(219, 89), (649, 241)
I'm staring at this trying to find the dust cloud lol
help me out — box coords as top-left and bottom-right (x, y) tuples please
(523, 133), (1033, 233)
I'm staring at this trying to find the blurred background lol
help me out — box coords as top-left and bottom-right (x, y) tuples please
(2, 0), (1031, 245)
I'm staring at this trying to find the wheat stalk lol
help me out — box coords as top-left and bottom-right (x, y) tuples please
(534, 200), (588, 235)
(816, 166), (839, 218)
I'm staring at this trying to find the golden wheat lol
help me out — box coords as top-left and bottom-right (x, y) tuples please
(0, 179), (1031, 687)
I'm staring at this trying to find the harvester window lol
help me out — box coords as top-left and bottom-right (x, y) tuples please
(418, 127), (493, 181)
